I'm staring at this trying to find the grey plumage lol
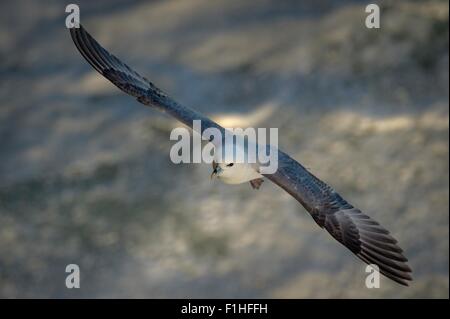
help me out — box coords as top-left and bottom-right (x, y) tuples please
(70, 25), (412, 286)
(70, 25), (224, 138)
(266, 152), (412, 285)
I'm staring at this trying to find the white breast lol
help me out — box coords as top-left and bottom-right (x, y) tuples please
(217, 163), (262, 184)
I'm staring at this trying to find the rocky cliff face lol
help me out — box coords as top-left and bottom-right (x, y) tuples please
(0, 0), (448, 298)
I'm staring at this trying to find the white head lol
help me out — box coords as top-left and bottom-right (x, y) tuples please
(210, 161), (262, 184)
(210, 142), (262, 184)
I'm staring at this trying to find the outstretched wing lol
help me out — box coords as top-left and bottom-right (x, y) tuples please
(70, 25), (224, 138)
(264, 151), (412, 286)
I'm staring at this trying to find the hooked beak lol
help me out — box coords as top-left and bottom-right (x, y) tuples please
(210, 167), (221, 179)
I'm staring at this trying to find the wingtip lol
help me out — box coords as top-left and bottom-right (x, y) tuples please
(392, 274), (412, 287)
(68, 22), (84, 30)
(68, 23), (83, 36)
(68, 23), (82, 46)
(68, 24), (88, 46)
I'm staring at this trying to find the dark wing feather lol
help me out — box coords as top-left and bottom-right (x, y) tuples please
(69, 25), (224, 137)
(264, 151), (412, 286)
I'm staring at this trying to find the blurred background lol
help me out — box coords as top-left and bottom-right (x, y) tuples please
(0, 0), (448, 298)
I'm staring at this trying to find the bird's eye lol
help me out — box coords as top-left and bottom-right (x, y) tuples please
(226, 163), (234, 167)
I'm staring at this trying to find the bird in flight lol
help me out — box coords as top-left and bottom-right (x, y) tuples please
(70, 25), (412, 286)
